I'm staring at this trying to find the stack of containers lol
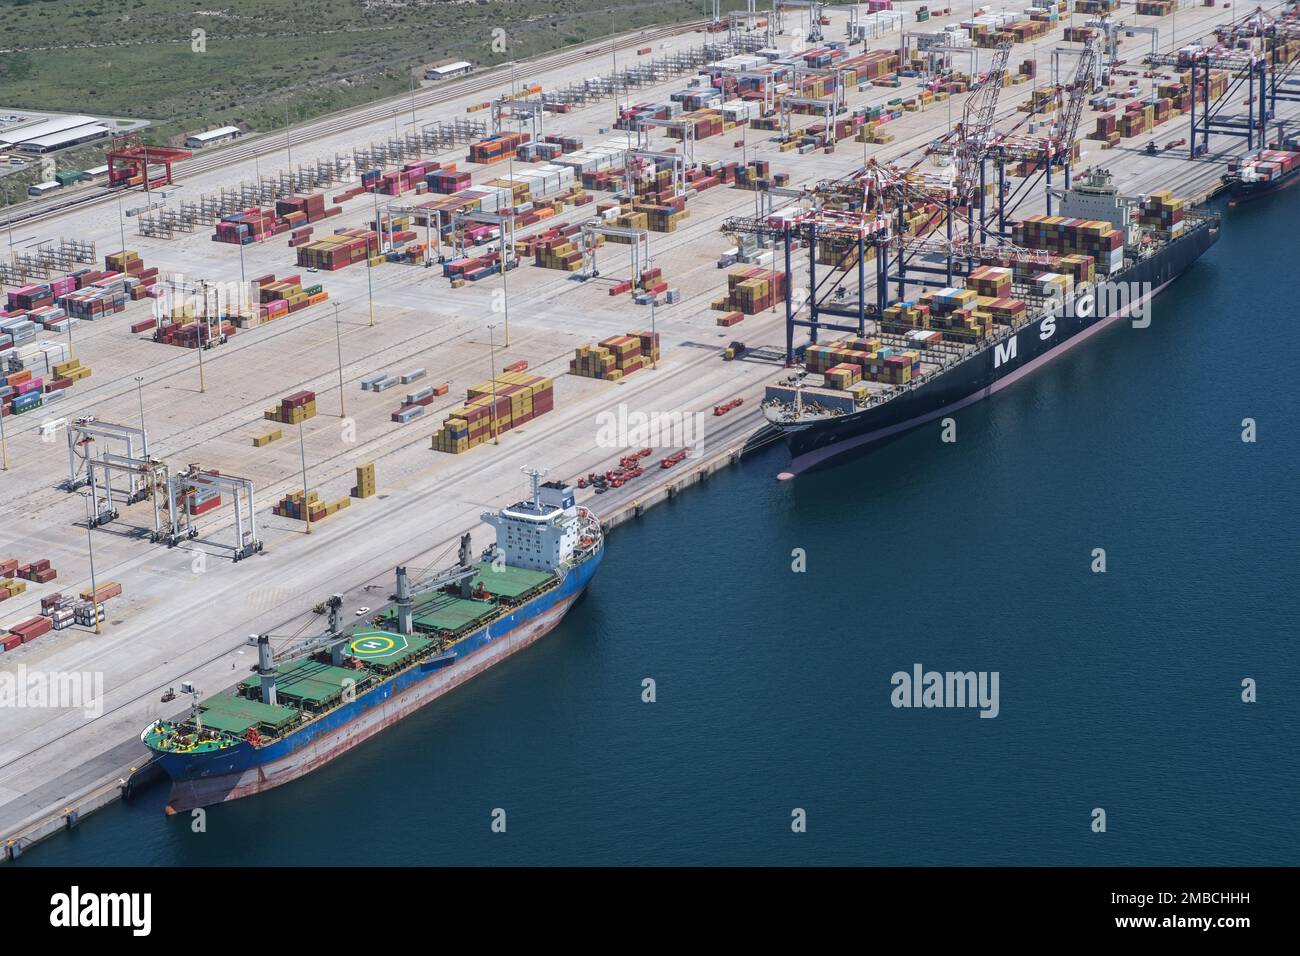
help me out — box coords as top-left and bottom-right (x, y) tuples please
(431, 373), (555, 453)
(531, 224), (587, 272)
(155, 315), (234, 348)
(51, 357), (90, 384)
(444, 251), (502, 283)
(1137, 190), (1187, 235)
(1089, 112), (1119, 146)
(1118, 100), (1154, 138)
(1012, 216), (1124, 274)
(265, 390), (317, 424)
(214, 208), (278, 244)
(0, 316), (38, 350)
(275, 193), (330, 227)
(73, 601), (106, 628)
(351, 463), (377, 499)
(570, 335), (643, 380)
(1227, 149), (1299, 187)
(518, 141), (562, 162)
(2, 617), (52, 648)
(966, 265), (1013, 298)
(904, 329), (945, 349)
(568, 331), (660, 381)
(427, 167), (472, 193)
(468, 132), (530, 164)
(3, 369), (44, 418)
(804, 338), (922, 386)
(273, 490), (351, 522)
(296, 229), (379, 270)
(80, 580), (122, 604)
(825, 363), (862, 390)
(905, 290), (989, 339)
(711, 267), (787, 314)
(882, 300), (933, 328)
(804, 339), (882, 374)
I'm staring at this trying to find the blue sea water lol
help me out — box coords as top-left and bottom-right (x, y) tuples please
(20, 188), (1299, 867)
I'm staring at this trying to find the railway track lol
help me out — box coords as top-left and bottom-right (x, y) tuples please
(2, 20), (708, 232)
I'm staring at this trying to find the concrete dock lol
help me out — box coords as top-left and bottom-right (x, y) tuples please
(2, 1), (1294, 858)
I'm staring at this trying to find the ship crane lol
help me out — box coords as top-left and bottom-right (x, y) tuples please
(392, 533), (480, 636)
(250, 595), (345, 706)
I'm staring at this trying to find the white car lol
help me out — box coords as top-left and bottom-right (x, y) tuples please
(355, 606), (371, 616)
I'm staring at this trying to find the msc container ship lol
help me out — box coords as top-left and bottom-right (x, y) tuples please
(763, 170), (1220, 475)
(142, 472), (602, 812)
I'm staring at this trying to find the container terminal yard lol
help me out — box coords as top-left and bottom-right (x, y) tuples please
(2, 0), (1299, 855)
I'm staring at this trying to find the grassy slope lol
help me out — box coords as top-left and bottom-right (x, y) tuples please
(0, 1), (727, 141)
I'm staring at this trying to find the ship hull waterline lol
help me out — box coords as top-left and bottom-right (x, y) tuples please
(772, 218), (1219, 478)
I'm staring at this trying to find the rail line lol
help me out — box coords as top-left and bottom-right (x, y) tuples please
(2, 21), (708, 231)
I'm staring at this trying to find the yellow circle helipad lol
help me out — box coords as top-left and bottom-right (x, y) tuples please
(349, 631), (408, 660)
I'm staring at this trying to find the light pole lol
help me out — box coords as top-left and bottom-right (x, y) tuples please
(134, 375), (146, 434)
(84, 494), (101, 635)
(333, 302), (346, 417)
(298, 419), (311, 534)
(115, 190), (126, 254)
(487, 323), (499, 445)
(0, 396), (9, 471)
(410, 74), (419, 133)
(196, 281), (207, 393)
(3, 183), (11, 259)
(365, 251), (376, 328)
(500, 159), (512, 348)
(650, 274), (658, 370)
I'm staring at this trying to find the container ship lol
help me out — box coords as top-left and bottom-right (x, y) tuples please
(764, 170), (1220, 475)
(1225, 144), (1300, 204)
(142, 471), (602, 812)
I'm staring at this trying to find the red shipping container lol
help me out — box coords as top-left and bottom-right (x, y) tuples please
(13, 616), (53, 640)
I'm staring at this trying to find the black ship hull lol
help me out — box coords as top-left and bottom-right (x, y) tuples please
(776, 217), (1220, 476)
(1227, 166), (1300, 204)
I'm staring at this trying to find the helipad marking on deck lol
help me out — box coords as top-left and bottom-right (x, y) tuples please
(349, 632), (407, 660)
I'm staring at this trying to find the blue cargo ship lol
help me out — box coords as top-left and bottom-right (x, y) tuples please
(143, 471), (603, 812)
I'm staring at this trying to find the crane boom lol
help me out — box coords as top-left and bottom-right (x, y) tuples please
(250, 595), (346, 705)
(392, 533), (480, 635)
(1056, 36), (1099, 166)
(955, 40), (1013, 201)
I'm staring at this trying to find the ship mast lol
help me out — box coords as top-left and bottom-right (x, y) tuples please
(520, 465), (548, 508)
